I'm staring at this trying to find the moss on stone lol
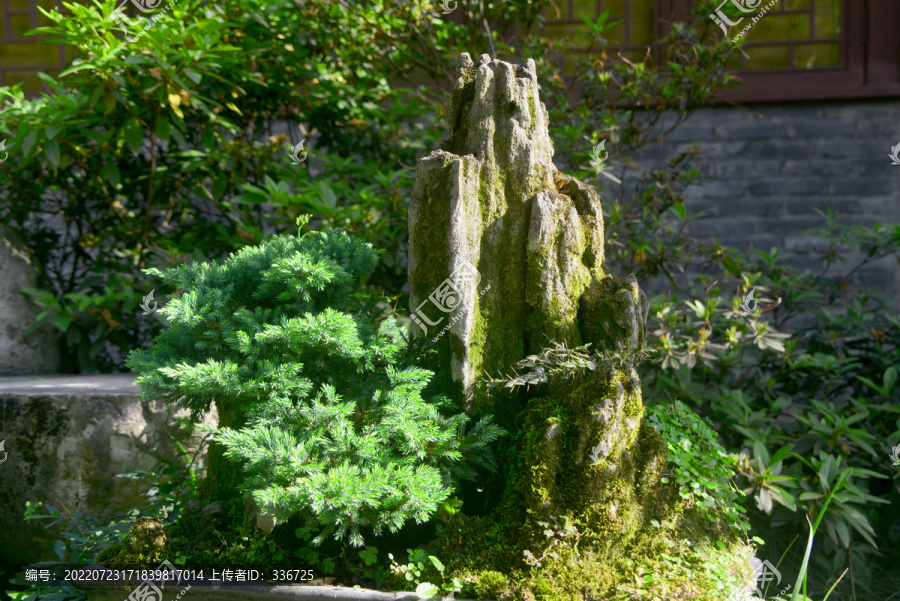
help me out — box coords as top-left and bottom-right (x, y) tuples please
(473, 570), (510, 600)
(431, 354), (750, 601)
(96, 517), (167, 568)
(431, 407), (752, 601)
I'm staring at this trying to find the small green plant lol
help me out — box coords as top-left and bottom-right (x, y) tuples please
(783, 469), (853, 601)
(12, 501), (137, 600)
(645, 401), (750, 533)
(433, 497), (463, 536)
(472, 571), (509, 600)
(126, 216), (504, 548)
(357, 545), (390, 585)
(23, 501), (135, 566)
(388, 549), (462, 599)
(522, 513), (583, 568)
(482, 340), (656, 391)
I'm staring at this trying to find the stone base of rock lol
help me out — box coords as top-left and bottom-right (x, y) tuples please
(0, 374), (216, 565)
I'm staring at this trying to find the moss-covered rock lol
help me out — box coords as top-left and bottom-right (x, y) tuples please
(414, 52), (755, 601)
(97, 517), (168, 568)
(408, 53), (608, 414)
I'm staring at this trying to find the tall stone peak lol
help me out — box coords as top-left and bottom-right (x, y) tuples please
(441, 52), (555, 201)
(409, 52), (647, 411)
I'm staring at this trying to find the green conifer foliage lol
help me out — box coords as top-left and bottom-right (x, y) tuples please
(126, 218), (502, 547)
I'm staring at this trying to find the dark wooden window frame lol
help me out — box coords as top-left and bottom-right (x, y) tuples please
(678, 0), (900, 102)
(0, 0), (147, 91)
(546, 0), (900, 103)
(671, 0), (900, 102)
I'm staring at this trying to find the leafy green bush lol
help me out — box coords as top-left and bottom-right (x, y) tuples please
(0, 0), (436, 371)
(125, 218), (503, 547)
(637, 216), (900, 597)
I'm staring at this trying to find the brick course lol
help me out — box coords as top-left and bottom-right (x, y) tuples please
(627, 99), (900, 299)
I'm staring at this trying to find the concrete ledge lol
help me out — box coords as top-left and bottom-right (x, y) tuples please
(0, 374), (216, 565)
(0, 374), (146, 395)
(77, 583), (438, 601)
(73, 568), (473, 601)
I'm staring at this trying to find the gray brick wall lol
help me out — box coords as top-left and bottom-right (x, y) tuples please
(627, 99), (900, 299)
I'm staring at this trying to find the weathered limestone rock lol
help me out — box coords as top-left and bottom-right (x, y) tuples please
(412, 53), (754, 601)
(0, 224), (60, 375)
(408, 53), (645, 413)
(0, 374), (216, 565)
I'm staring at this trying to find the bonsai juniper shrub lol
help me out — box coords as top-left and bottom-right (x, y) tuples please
(125, 216), (503, 549)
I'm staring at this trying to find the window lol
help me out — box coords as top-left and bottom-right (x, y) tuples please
(541, 0), (900, 101)
(0, 0), (72, 92)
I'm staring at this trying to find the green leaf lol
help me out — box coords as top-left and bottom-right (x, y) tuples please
(770, 444), (794, 465)
(834, 517), (851, 548)
(103, 92), (116, 114)
(51, 315), (71, 331)
(722, 256), (741, 277)
(101, 163), (121, 188)
(125, 118), (143, 153)
(155, 118), (171, 145)
(18, 132), (37, 161)
(674, 201), (686, 220)
(884, 367), (897, 392)
(19, 287), (50, 298)
(183, 69), (202, 84)
(45, 139), (60, 167)
(318, 181), (337, 210)
(416, 582), (439, 599)
(427, 556), (445, 573)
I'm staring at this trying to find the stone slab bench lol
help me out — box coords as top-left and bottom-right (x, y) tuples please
(0, 374), (216, 565)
